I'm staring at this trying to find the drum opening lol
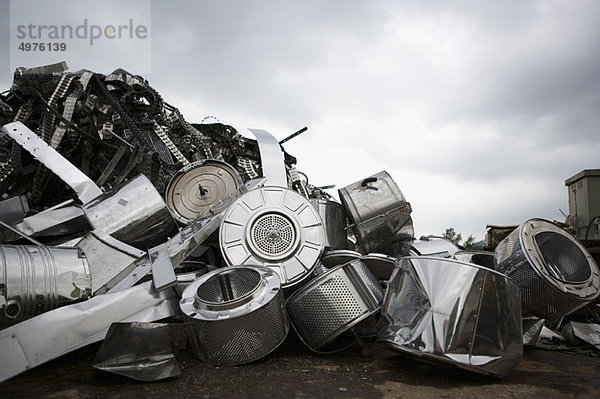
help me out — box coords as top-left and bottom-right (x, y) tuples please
(535, 232), (591, 283)
(196, 268), (261, 305)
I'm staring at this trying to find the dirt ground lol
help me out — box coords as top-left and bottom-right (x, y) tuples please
(1, 332), (599, 399)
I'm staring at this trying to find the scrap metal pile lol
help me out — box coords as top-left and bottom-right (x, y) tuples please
(1, 63), (599, 383)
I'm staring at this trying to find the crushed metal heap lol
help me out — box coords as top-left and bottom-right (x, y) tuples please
(1, 63), (600, 384)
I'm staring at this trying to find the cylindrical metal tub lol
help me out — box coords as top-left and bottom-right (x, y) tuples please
(83, 174), (178, 250)
(495, 218), (600, 319)
(309, 199), (347, 250)
(286, 258), (384, 351)
(179, 265), (288, 365)
(377, 256), (523, 376)
(339, 171), (413, 254)
(0, 244), (91, 328)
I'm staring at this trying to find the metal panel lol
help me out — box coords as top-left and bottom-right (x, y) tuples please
(247, 128), (287, 187)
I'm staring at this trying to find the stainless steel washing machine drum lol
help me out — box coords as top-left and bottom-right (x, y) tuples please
(286, 258), (384, 351)
(179, 265), (288, 365)
(219, 187), (325, 289)
(377, 256), (523, 376)
(165, 160), (243, 225)
(339, 171), (414, 254)
(495, 218), (600, 319)
(0, 245), (91, 328)
(309, 199), (348, 250)
(82, 174), (178, 250)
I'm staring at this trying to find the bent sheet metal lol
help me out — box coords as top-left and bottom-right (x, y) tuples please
(0, 281), (180, 383)
(2, 122), (102, 204)
(377, 256), (523, 376)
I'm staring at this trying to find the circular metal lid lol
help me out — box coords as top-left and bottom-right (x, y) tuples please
(519, 218), (600, 300)
(166, 160), (242, 224)
(220, 187), (325, 288)
(179, 265), (281, 320)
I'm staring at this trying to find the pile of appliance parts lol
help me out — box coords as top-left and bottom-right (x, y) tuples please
(1, 63), (599, 383)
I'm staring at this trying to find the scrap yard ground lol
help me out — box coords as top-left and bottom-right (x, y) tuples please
(1, 335), (599, 399)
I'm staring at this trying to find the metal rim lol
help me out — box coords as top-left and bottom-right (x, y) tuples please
(321, 249), (362, 269)
(519, 218), (600, 300)
(179, 265), (281, 320)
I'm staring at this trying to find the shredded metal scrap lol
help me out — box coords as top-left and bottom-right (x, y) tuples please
(1, 63), (600, 384)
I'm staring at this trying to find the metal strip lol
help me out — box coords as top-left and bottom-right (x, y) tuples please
(96, 143), (129, 187)
(149, 243), (177, 291)
(152, 122), (189, 165)
(247, 128), (287, 187)
(2, 122), (103, 204)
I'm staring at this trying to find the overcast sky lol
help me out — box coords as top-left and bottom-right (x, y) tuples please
(2, 0), (599, 240)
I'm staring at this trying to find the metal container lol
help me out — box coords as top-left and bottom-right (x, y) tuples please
(82, 174), (178, 250)
(495, 218), (600, 319)
(165, 160), (242, 225)
(309, 199), (347, 250)
(0, 244), (91, 328)
(339, 171), (413, 253)
(377, 256), (523, 376)
(454, 250), (496, 270)
(220, 187), (325, 289)
(286, 258), (383, 351)
(179, 266), (288, 365)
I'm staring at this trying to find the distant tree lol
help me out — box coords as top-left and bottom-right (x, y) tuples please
(442, 227), (462, 246)
(443, 228), (479, 250)
(462, 235), (477, 249)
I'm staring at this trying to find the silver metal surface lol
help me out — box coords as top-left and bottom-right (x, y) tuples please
(165, 160), (242, 224)
(180, 265), (288, 365)
(339, 171), (413, 253)
(454, 250), (496, 270)
(149, 243), (176, 291)
(0, 244), (91, 328)
(495, 218), (600, 319)
(362, 253), (398, 281)
(408, 236), (460, 258)
(76, 230), (145, 295)
(7, 205), (89, 243)
(220, 186), (324, 289)
(569, 321), (600, 350)
(0, 219), (43, 246)
(247, 128), (287, 187)
(0, 195), (28, 226)
(2, 122), (102, 203)
(82, 174), (178, 250)
(321, 249), (362, 269)
(310, 198), (348, 250)
(377, 256), (523, 376)
(108, 214), (223, 294)
(286, 258), (384, 351)
(0, 280), (179, 383)
(93, 322), (180, 381)
(522, 316), (545, 346)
